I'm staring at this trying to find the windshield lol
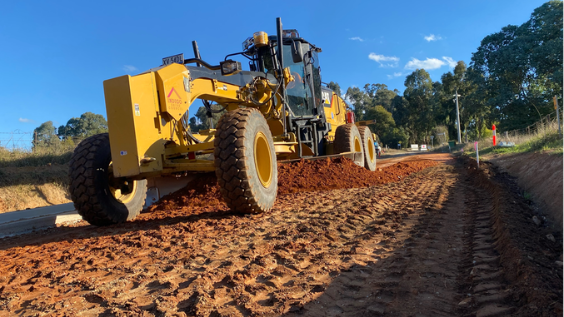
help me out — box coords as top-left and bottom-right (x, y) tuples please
(283, 43), (314, 117)
(259, 43), (315, 117)
(310, 50), (322, 108)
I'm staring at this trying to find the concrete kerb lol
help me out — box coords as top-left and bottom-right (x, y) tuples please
(0, 203), (82, 238)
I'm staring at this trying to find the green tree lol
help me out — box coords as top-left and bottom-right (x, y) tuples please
(327, 81), (342, 96)
(365, 106), (395, 138)
(364, 105), (409, 147)
(58, 112), (108, 139)
(33, 121), (60, 148)
(363, 83), (398, 112)
(524, 0), (563, 90)
(384, 127), (410, 148)
(403, 69), (435, 143)
(436, 61), (480, 141)
(345, 86), (370, 120)
(469, 1), (563, 131)
(390, 95), (410, 128)
(189, 105), (226, 132)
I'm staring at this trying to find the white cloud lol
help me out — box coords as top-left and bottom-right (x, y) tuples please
(404, 56), (458, 70)
(123, 65), (137, 72)
(424, 34), (442, 42)
(442, 56), (457, 68)
(19, 118), (34, 123)
(349, 37), (364, 42)
(405, 58), (444, 70)
(368, 53), (399, 67)
(387, 72), (403, 79)
(369, 53), (399, 63)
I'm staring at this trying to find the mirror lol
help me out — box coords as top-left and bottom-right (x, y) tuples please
(291, 41), (303, 63)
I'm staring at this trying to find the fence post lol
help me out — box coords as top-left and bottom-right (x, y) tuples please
(33, 131), (37, 152)
(555, 96), (562, 135)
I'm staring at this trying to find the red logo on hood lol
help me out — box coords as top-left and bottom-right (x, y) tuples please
(167, 87), (182, 99)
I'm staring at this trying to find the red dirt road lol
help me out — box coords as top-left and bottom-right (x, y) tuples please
(0, 153), (561, 316)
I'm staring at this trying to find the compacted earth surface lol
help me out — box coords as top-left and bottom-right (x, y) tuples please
(0, 154), (561, 316)
(488, 151), (563, 228)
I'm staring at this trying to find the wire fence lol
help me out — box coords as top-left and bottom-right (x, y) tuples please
(462, 107), (563, 152)
(0, 131), (34, 150)
(497, 109), (562, 145)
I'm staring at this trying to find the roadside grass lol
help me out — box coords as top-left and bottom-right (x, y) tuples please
(463, 125), (563, 157)
(0, 146), (74, 168)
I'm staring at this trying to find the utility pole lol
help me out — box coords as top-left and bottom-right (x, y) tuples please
(454, 89), (462, 143)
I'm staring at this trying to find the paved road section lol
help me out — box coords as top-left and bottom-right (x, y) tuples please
(0, 203), (81, 238)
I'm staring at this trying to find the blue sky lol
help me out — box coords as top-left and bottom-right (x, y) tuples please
(0, 0), (548, 147)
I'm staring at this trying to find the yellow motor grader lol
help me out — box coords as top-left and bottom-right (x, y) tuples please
(69, 18), (377, 226)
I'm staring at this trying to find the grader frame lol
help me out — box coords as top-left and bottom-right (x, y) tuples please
(69, 18), (377, 226)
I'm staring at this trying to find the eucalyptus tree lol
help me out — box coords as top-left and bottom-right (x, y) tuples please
(469, 0), (563, 130)
(403, 69), (435, 143)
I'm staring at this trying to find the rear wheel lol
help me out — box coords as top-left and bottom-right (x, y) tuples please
(69, 133), (147, 226)
(358, 126), (377, 171)
(214, 108), (278, 213)
(334, 123), (365, 167)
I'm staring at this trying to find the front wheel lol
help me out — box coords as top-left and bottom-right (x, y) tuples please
(69, 133), (147, 226)
(214, 108), (278, 213)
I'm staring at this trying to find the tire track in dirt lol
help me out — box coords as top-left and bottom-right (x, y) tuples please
(459, 180), (514, 317)
(289, 164), (461, 316)
(461, 159), (562, 317)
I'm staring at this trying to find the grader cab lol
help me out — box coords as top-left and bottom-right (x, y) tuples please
(69, 18), (378, 226)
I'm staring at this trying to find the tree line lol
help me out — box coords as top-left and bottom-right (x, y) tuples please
(340, 0), (562, 147)
(33, 112), (108, 148)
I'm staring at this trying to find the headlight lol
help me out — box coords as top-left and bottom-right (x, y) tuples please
(283, 29), (300, 39)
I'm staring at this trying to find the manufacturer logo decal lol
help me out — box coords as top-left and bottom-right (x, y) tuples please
(166, 87), (183, 112)
(167, 87), (183, 105)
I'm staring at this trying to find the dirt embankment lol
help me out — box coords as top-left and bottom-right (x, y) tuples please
(489, 152), (563, 228)
(0, 164), (71, 213)
(0, 154), (561, 316)
(462, 158), (562, 316)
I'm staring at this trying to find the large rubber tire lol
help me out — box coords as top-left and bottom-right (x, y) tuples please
(358, 126), (377, 171)
(69, 133), (147, 226)
(214, 108), (278, 214)
(334, 123), (365, 167)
